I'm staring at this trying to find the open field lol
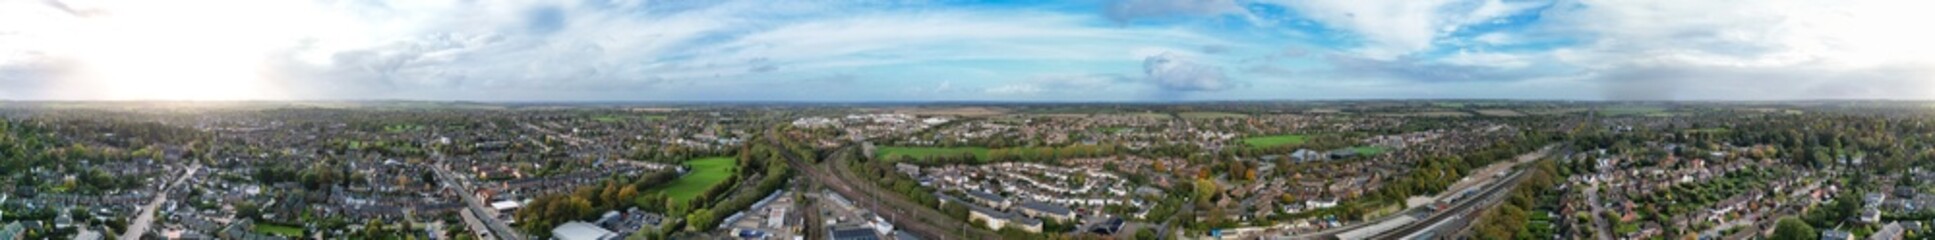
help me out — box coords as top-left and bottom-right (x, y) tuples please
(1242, 134), (1309, 148)
(254, 223), (305, 237)
(652, 157), (738, 202)
(876, 146), (990, 161)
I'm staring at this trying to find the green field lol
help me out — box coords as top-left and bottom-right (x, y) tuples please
(1350, 146), (1391, 155)
(254, 223), (305, 237)
(876, 146), (991, 161)
(652, 157), (738, 202)
(1242, 134), (1309, 148)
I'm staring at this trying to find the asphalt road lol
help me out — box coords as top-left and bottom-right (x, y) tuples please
(121, 165), (199, 240)
(436, 165), (525, 240)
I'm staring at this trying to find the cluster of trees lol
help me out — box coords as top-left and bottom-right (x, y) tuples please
(514, 170), (677, 238)
(628, 143), (795, 239)
(1634, 167), (1775, 224)
(683, 157), (790, 232)
(852, 155), (943, 208)
(2, 120), (202, 195)
(1470, 159), (1564, 239)
(1348, 130), (1553, 221)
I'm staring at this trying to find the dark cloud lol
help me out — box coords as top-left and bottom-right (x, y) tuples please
(1143, 52), (1236, 92)
(1104, 0), (1248, 23)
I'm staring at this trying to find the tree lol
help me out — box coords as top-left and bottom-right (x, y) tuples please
(1771, 217), (1816, 240)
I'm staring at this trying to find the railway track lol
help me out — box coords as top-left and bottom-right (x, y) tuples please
(766, 132), (997, 240)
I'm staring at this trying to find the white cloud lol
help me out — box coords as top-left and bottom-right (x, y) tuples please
(1144, 52), (1235, 92)
(1261, 0), (1545, 59)
(1541, 0), (1935, 99)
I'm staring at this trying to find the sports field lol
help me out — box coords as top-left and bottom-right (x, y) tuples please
(254, 223), (304, 237)
(1242, 134), (1309, 148)
(653, 157), (738, 202)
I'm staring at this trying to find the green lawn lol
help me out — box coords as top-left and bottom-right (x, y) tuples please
(876, 146), (991, 161)
(1350, 146), (1391, 155)
(652, 157), (738, 202)
(1242, 134), (1310, 148)
(253, 223), (305, 237)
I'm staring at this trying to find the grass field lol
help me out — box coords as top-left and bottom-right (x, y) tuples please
(254, 223), (305, 237)
(1242, 134), (1309, 148)
(653, 157), (738, 202)
(1350, 146), (1391, 155)
(876, 146), (991, 161)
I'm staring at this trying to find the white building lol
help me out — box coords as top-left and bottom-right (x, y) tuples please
(552, 221), (617, 240)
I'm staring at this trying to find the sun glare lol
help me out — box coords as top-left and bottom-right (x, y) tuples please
(45, 0), (335, 101)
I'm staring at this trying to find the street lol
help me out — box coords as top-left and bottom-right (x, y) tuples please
(121, 165), (199, 240)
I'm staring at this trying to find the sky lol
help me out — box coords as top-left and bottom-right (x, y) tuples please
(3, 0), (1935, 102)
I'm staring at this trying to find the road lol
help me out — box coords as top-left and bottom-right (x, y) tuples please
(459, 208), (498, 240)
(1152, 201), (1194, 240)
(435, 166), (526, 240)
(1585, 184), (1614, 240)
(764, 131), (998, 240)
(121, 165), (200, 240)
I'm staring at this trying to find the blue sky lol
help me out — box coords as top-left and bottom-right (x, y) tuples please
(2, 0), (1933, 101)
